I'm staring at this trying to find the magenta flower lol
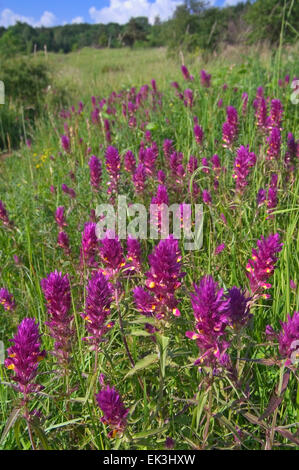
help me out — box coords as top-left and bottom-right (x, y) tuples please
(169, 151), (183, 175)
(61, 184), (76, 199)
(82, 272), (113, 346)
(222, 122), (234, 148)
(134, 237), (185, 320)
(246, 233), (283, 298)
(266, 127), (281, 160)
(187, 156), (198, 173)
(144, 147), (157, 175)
(215, 243), (226, 255)
(184, 89), (193, 108)
(133, 287), (157, 317)
(257, 188), (267, 207)
(285, 132), (297, 168)
(96, 383), (129, 438)
(57, 231), (71, 256)
(0, 200), (11, 226)
(133, 163), (147, 193)
(226, 106), (238, 128)
(61, 135), (70, 153)
(200, 69), (211, 88)
(105, 146), (121, 199)
(163, 139), (174, 162)
(181, 65), (193, 81)
(278, 311), (299, 366)
(41, 271), (72, 366)
(124, 150), (136, 173)
(256, 97), (268, 129)
(55, 206), (67, 229)
(201, 157), (210, 174)
(194, 124), (204, 145)
(0, 288), (16, 311)
(222, 106), (238, 147)
(233, 145), (256, 193)
(80, 222), (98, 267)
(225, 287), (252, 329)
(186, 276), (230, 368)
(157, 170), (166, 184)
(151, 185), (169, 233)
(88, 155), (102, 190)
(5, 318), (46, 396)
(126, 236), (142, 273)
(267, 99), (283, 130)
(202, 189), (212, 205)
(99, 232), (125, 278)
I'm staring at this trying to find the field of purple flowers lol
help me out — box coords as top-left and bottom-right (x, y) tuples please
(0, 51), (298, 450)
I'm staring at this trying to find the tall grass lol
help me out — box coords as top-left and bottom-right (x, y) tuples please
(0, 43), (298, 450)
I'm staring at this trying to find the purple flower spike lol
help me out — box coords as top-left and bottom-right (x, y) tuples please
(202, 190), (212, 205)
(200, 69), (211, 88)
(82, 272), (113, 346)
(0, 200), (12, 226)
(41, 271), (73, 366)
(194, 124), (204, 145)
(99, 232), (125, 278)
(96, 383), (129, 438)
(61, 135), (70, 153)
(124, 150), (136, 173)
(181, 65), (193, 81)
(55, 206), (67, 229)
(62, 184), (76, 199)
(266, 127), (281, 160)
(246, 233), (283, 298)
(125, 236), (142, 273)
(186, 276), (230, 368)
(233, 145), (256, 193)
(225, 287), (252, 329)
(88, 155), (102, 190)
(80, 222), (98, 267)
(0, 288), (16, 311)
(184, 89), (193, 108)
(279, 311), (299, 365)
(57, 231), (71, 256)
(163, 139), (174, 162)
(105, 146), (121, 199)
(5, 318), (46, 396)
(133, 163), (147, 193)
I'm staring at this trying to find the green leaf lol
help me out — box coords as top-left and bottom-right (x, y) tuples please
(133, 425), (169, 439)
(0, 407), (22, 445)
(125, 354), (158, 378)
(130, 329), (152, 337)
(145, 122), (157, 131)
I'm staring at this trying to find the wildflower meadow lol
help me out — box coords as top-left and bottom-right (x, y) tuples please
(0, 44), (298, 451)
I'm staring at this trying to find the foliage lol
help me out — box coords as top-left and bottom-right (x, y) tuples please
(2, 1), (299, 56)
(0, 44), (298, 450)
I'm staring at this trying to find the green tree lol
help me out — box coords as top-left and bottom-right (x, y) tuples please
(246, 0), (299, 44)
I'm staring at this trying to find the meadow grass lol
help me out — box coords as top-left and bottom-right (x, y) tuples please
(0, 45), (298, 450)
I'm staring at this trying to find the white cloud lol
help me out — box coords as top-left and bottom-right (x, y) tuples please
(89, 0), (183, 25)
(37, 11), (56, 27)
(71, 16), (85, 24)
(0, 8), (57, 27)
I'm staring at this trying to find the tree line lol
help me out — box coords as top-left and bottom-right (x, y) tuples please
(0, 0), (298, 57)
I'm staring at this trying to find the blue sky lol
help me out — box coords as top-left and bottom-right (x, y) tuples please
(0, 0), (240, 27)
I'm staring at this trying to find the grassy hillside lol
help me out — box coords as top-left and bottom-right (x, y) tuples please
(0, 45), (298, 450)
